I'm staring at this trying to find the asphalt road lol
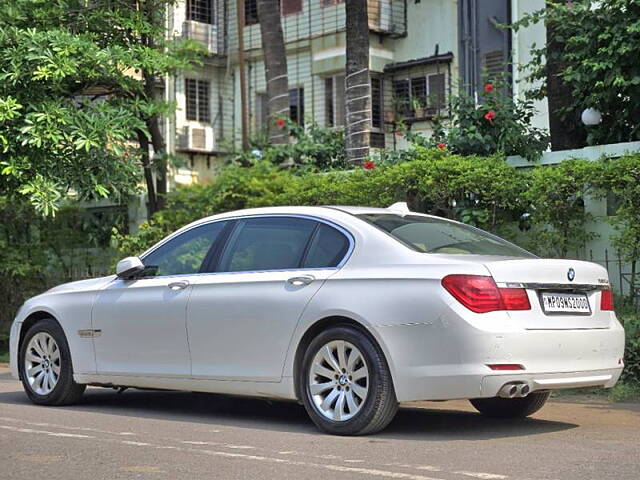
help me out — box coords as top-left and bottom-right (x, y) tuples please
(1, 367), (639, 480)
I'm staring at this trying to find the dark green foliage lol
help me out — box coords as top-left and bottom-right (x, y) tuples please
(512, 0), (640, 145)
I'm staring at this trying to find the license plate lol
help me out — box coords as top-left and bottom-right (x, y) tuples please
(541, 292), (591, 314)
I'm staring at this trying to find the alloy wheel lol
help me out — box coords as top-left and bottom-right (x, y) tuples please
(25, 332), (60, 395)
(308, 340), (369, 421)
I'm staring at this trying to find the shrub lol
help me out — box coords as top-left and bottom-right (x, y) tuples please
(403, 79), (549, 161)
(229, 119), (349, 171)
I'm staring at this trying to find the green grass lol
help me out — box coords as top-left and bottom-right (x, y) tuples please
(552, 382), (640, 403)
(0, 351), (9, 363)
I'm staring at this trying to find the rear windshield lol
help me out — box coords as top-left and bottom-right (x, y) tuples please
(357, 213), (534, 258)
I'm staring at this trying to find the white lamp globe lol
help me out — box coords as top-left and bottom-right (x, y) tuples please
(581, 108), (602, 126)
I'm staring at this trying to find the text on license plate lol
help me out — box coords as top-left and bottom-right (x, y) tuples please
(541, 292), (590, 314)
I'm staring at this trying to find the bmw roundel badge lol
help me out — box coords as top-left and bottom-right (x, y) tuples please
(567, 268), (576, 282)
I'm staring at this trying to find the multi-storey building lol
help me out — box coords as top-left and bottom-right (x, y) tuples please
(164, 0), (548, 186)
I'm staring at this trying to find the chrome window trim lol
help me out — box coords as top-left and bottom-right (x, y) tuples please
(137, 213), (355, 278)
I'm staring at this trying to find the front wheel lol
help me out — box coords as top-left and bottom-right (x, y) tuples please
(19, 318), (86, 406)
(470, 391), (550, 418)
(299, 325), (398, 435)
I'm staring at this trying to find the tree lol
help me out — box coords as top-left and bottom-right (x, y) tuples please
(257, 0), (289, 145)
(513, 0), (640, 146)
(0, 0), (203, 216)
(344, 0), (371, 165)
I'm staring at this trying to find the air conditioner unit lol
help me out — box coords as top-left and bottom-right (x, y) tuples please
(178, 125), (215, 152)
(182, 21), (218, 55)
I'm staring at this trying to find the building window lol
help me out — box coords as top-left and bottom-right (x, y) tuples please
(256, 88), (305, 129)
(392, 73), (445, 118)
(245, 0), (258, 25)
(185, 78), (211, 123)
(187, 0), (215, 24)
(289, 87), (304, 126)
(281, 0), (302, 15)
(371, 76), (383, 129)
(325, 75), (345, 127)
(322, 0), (343, 6)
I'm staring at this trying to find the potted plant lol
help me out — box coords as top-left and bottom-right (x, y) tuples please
(412, 97), (425, 119)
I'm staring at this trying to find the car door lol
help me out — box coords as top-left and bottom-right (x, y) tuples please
(92, 221), (227, 377)
(186, 216), (353, 381)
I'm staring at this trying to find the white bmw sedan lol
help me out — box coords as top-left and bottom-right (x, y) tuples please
(10, 204), (625, 435)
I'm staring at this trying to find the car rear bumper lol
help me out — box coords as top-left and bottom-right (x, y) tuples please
(376, 313), (625, 402)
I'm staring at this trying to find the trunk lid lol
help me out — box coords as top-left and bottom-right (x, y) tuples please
(483, 258), (612, 329)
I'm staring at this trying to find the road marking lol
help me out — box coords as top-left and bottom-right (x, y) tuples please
(0, 417), (136, 437)
(0, 425), (93, 439)
(455, 472), (508, 480)
(417, 466), (443, 472)
(122, 440), (152, 446)
(1, 418), (515, 480)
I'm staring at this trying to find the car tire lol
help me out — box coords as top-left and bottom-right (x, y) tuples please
(19, 318), (86, 406)
(469, 391), (550, 418)
(299, 325), (398, 435)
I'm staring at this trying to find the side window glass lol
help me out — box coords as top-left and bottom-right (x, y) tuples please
(219, 217), (316, 272)
(142, 222), (225, 277)
(302, 223), (350, 268)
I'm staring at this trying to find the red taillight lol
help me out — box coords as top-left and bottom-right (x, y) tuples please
(487, 364), (525, 371)
(499, 288), (531, 311)
(600, 288), (614, 311)
(441, 274), (531, 313)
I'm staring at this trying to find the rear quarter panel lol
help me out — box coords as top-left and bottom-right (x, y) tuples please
(281, 262), (490, 389)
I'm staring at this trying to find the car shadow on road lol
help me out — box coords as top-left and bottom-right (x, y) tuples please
(0, 386), (578, 440)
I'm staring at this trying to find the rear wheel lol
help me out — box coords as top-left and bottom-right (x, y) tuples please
(19, 318), (85, 406)
(470, 391), (550, 418)
(299, 325), (398, 435)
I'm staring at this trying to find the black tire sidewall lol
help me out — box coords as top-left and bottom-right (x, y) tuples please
(19, 318), (79, 406)
(300, 325), (395, 435)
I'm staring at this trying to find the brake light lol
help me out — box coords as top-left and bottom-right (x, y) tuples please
(600, 288), (614, 311)
(441, 274), (531, 313)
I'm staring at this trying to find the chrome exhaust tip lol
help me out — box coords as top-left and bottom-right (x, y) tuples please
(498, 384), (519, 398)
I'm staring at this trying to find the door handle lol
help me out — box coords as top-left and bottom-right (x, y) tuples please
(287, 275), (315, 286)
(167, 280), (189, 291)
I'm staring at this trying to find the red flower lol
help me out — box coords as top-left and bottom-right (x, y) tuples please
(275, 118), (286, 128)
(363, 161), (375, 170)
(437, 142), (446, 150)
(484, 109), (496, 124)
(484, 83), (494, 93)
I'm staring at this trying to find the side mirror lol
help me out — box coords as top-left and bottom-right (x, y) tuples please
(116, 256), (145, 279)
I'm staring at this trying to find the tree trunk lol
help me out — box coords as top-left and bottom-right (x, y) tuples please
(545, 1), (586, 151)
(136, 129), (158, 217)
(257, 0), (289, 144)
(345, 0), (371, 165)
(143, 71), (167, 212)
